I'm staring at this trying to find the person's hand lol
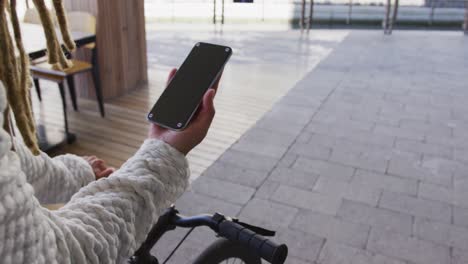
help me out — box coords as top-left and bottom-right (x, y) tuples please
(83, 156), (115, 180)
(148, 68), (219, 155)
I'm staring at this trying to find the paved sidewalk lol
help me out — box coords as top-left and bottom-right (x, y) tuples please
(154, 31), (468, 264)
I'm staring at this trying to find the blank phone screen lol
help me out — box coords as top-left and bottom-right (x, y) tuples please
(148, 43), (232, 130)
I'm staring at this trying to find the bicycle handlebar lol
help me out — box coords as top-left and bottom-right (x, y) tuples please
(218, 220), (288, 264)
(130, 206), (288, 264)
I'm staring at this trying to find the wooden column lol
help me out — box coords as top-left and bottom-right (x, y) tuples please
(64, 0), (147, 99)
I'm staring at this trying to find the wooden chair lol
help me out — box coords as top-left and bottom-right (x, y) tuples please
(23, 8), (55, 65)
(23, 8), (52, 24)
(31, 12), (104, 140)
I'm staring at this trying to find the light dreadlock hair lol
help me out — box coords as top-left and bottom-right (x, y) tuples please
(0, 0), (75, 155)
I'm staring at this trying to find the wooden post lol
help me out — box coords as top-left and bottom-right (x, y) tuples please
(389, 0), (399, 34)
(300, 0), (306, 31)
(63, 0), (148, 99)
(306, 0), (314, 31)
(221, 0), (225, 24)
(213, 0), (216, 24)
(429, 0), (435, 26)
(383, 0), (391, 34)
(347, 0), (353, 25)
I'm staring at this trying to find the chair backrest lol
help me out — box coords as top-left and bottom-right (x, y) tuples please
(23, 8), (42, 24)
(67, 12), (96, 34)
(23, 8), (57, 25)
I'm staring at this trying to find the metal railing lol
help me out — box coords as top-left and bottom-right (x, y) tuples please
(296, 0), (468, 34)
(144, 0), (468, 34)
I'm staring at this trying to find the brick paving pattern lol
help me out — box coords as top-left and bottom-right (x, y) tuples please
(154, 31), (468, 264)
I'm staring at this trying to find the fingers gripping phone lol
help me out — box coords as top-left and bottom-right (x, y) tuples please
(147, 42), (232, 131)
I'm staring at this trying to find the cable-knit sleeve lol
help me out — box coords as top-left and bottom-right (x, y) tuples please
(54, 138), (190, 262)
(13, 139), (95, 204)
(1, 137), (190, 263)
(1, 79), (191, 263)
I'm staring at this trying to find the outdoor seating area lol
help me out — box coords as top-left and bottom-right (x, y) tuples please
(1, 0), (468, 263)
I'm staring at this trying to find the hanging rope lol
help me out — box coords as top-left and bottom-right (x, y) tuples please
(51, 0), (75, 52)
(0, 0), (76, 155)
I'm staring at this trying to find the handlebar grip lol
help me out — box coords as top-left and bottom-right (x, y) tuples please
(218, 221), (288, 264)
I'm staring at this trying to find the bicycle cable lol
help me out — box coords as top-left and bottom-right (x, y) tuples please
(162, 227), (195, 264)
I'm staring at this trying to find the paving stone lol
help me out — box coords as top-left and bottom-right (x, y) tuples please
(353, 169), (418, 196)
(426, 135), (468, 149)
(452, 247), (468, 264)
(352, 112), (401, 127)
(218, 149), (278, 172)
(253, 180), (279, 199)
(330, 149), (388, 173)
(275, 228), (324, 262)
(413, 217), (468, 250)
(231, 127), (299, 158)
(454, 147), (468, 163)
(387, 156), (452, 187)
(367, 228), (450, 264)
(287, 257), (313, 264)
(232, 127), (296, 158)
(399, 119), (453, 139)
(312, 115), (376, 132)
(292, 157), (355, 182)
(379, 190), (452, 224)
(380, 107), (428, 122)
(202, 161), (269, 187)
(192, 177), (255, 205)
(313, 177), (381, 206)
(272, 185), (343, 215)
(326, 136), (393, 156)
(338, 200), (412, 235)
(280, 93), (323, 109)
(255, 116), (308, 135)
(313, 125), (396, 148)
(175, 191), (242, 217)
(295, 131), (314, 144)
(231, 140), (289, 158)
(373, 124), (425, 141)
(291, 210), (370, 248)
(454, 206), (468, 229)
(269, 167), (319, 190)
(276, 152), (299, 168)
(395, 138), (453, 159)
(240, 126), (299, 145)
(318, 241), (406, 264)
(418, 182), (453, 204)
(421, 155), (466, 179)
(239, 198), (299, 229)
(288, 141), (332, 160)
(263, 104), (316, 126)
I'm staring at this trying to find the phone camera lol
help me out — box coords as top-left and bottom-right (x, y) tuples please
(177, 123), (183, 128)
(148, 113), (153, 118)
(225, 48), (230, 52)
(196, 43), (201, 47)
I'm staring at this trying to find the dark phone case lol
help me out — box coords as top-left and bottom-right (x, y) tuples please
(147, 42), (232, 131)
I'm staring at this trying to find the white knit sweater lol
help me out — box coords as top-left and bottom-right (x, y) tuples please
(0, 82), (190, 263)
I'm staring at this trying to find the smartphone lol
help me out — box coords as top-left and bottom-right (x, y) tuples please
(147, 42), (232, 131)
